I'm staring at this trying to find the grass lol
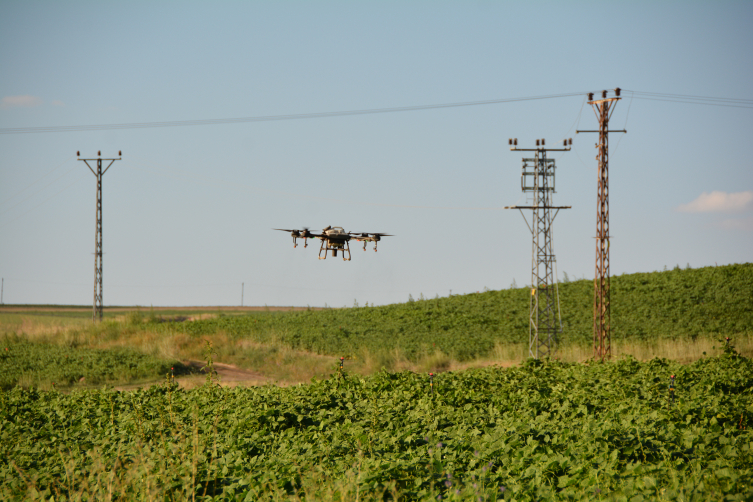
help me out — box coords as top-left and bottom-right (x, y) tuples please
(162, 263), (753, 363)
(2, 310), (751, 390)
(1, 263), (752, 389)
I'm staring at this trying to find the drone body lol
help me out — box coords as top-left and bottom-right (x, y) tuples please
(273, 226), (392, 261)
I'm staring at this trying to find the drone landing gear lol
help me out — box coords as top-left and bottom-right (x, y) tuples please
(318, 240), (351, 261)
(361, 241), (379, 252)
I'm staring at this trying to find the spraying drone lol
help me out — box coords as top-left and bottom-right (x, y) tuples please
(273, 226), (392, 261)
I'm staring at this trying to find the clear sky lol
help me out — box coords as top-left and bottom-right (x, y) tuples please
(1, 1), (752, 307)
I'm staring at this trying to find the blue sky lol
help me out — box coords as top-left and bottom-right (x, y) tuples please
(1, 1), (752, 307)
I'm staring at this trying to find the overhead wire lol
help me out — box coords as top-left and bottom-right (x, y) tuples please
(0, 92), (586, 134)
(0, 155), (76, 208)
(0, 160), (80, 217)
(623, 90), (753, 104)
(129, 154), (506, 210)
(622, 90), (753, 109)
(0, 171), (88, 230)
(611, 90), (634, 157)
(1, 277), (422, 295)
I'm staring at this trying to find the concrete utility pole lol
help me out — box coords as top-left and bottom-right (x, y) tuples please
(506, 137), (572, 359)
(577, 88), (626, 361)
(78, 151), (121, 322)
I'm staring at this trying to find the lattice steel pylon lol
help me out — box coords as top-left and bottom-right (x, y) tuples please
(577, 89), (626, 361)
(505, 138), (572, 359)
(78, 151), (121, 322)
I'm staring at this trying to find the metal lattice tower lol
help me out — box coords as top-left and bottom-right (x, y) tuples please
(506, 138), (571, 359)
(78, 151), (121, 322)
(577, 89), (626, 361)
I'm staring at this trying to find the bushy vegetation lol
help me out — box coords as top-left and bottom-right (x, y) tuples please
(2, 349), (752, 500)
(172, 264), (753, 361)
(0, 337), (188, 390)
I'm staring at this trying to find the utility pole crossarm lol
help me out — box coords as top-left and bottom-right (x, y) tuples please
(576, 130), (627, 134)
(510, 147), (571, 152)
(504, 206), (572, 209)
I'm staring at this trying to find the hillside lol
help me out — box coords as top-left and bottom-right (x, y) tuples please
(176, 263), (753, 361)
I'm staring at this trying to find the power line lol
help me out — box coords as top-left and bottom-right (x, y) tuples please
(624, 90), (753, 103)
(0, 277), (427, 295)
(0, 171), (87, 230)
(128, 155), (506, 210)
(0, 162), (80, 217)
(1, 89), (748, 136)
(0, 155), (76, 208)
(623, 90), (753, 109)
(0, 92), (585, 134)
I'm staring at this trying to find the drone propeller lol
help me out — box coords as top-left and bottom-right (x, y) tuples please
(351, 232), (393, 239)
(273, 228), (300, 236)
(274, 228), (316, 248)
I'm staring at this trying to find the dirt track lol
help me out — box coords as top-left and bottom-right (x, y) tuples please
(113, 360), (272, 391)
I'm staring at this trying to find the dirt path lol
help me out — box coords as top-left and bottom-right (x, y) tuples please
(113, 360), (272, 391)
(180, 360), (272, 387)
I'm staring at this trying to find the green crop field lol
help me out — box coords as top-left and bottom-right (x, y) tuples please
(0, 337), (192, 391)
(1, 263), (752, 499)
(168, 263), (753, 361)
(1, 264), (752, 389)
(2, 348), (752, 501)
